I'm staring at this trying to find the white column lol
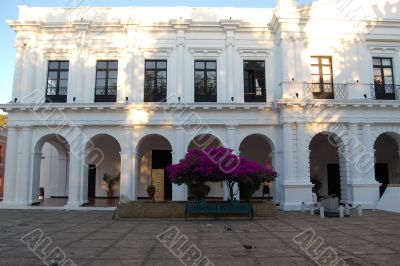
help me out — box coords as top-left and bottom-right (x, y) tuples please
(225, 125), (239, 200)
(226, 39), (234, 102)
(362, 123), (376, 183)
(296, 122), (309, 183)
(176, 41), (185, 102)
(349, 123), (363, 183)
(120, 127), (133, 200)
(30, 152), (42, 204)
(16, 126), (32, 204)
(283, 123), (295, 183)
(12, 46), (24, 101)
(1, 127), (18, 204)
(65, 127), (83, 207)
(172, 126), (187, 201)
(20, 49), (37, 103)
(131, 151), (138, 200)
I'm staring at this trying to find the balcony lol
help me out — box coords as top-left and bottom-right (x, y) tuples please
(370, 84), (400, 100)
(306, 83), (347, 100)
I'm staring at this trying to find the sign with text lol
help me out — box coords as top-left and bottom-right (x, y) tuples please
(152, 169), (164, 201)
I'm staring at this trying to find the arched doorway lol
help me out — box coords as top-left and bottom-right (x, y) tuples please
(84, 134), (121, 206)
(136, 134), (173, 200)
(239, 134), (274, 198)
(309, 132), (347, 200)
(31, 134), (70, 206)
(188, 134), (223, 199)
(374, 133), (400, 196)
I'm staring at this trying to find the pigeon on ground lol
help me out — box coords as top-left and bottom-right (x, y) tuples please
(224, 226), (232, 231)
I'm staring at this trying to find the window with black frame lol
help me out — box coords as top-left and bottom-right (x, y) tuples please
(310, 56), (334, 99)
(95, 60), (118, 102)
(46, 61), (69, 103)
(144, 60), (167, 102)
(243, 60), (266, 102)
(194, 60), (217, 102)
(373, 57), (395, 100)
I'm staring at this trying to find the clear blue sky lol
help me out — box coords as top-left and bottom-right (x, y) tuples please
(0, 0), (314, 104)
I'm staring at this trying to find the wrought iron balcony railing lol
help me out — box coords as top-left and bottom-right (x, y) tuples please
(370, 84), (400, 100)
(306, 83), (347, 100)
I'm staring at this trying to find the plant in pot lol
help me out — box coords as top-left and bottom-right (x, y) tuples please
(167, 147), (278, 201)
(188, 182), (210, 200)
(235, 158), (277, 201)
(103, 173), (120, 197)
(146, 184), (156, 201)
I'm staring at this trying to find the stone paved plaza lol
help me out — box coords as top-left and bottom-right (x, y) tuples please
(0, 209), (399, 265)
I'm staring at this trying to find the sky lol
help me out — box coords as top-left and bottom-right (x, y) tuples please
(0, 0), (315, 104)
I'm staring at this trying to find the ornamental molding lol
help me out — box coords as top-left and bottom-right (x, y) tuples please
(188, 47), (223, 57)
(89, 48), (122, 59)
(237, 48), (271, 57)
(138, 47), (174, 58)
(367, 44), (400, 55)
(42, 48), (72, 58)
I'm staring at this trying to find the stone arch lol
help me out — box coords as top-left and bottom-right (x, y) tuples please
(307, 126), (350, 203)
(239, 133), (275, 198)
(373, 130), (400, 196)
(187, 133), (223, 151)
(187, 133), (224, 199)
(136, 134), (173, 200)
(83, 134), (122, 205)
(30, 133), (70, 205)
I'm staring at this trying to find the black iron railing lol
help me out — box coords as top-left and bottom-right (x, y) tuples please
(370, 84), (400, 100)
(306, 83), (347, 100)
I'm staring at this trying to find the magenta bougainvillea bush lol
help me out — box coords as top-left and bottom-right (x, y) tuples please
(167, 147), (278, 200)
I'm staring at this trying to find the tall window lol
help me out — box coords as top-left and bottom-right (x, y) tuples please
(243, 60), (266, 102)
(46, 61), (69, 103)
(95, 60), (118, 102)
(194, 60), (217, 102)
(310, 56), (334, 99)
(373, 57), (395, 100)
(144, 60), (167, 102)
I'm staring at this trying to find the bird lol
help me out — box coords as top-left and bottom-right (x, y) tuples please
(224, 225), (232, 231)
(243, 244), (256, 250)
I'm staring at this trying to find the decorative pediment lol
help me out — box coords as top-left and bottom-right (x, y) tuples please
(237, 48), (271, 57)
(139, 47), (174, 58)
(90, 48), (122, 59)
(367, 44), (400, 55)
(188, 47), (223, 57)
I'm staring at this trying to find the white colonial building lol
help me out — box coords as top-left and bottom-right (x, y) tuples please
(1, 0), (400, 210)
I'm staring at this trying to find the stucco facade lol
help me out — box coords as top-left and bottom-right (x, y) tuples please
(1, 0), (400, 210)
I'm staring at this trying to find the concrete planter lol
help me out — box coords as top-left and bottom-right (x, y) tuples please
(117, 200), (277, 219)
(118, 201), (185, 218)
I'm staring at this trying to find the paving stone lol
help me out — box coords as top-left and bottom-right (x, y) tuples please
(0, 209), (399, 265)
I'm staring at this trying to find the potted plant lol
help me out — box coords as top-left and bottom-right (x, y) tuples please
(146, 184), (156, 201)
(188, 182), (210, 200)
(167, 147), (278, 201)
(103, 173), (120, 197)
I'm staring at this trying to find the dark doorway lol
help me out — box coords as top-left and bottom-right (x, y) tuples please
(152, 150), (172, 200)
(375, 163), (389, 197)
(88, 165), (96, 198)
(327, 164), (341, 199)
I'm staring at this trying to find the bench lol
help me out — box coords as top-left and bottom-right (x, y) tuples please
(185, 199), (253, 219)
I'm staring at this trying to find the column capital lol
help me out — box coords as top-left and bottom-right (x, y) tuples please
(122, 124), (133, 130)
(282, 122), (293, 126)
(21, 126), (32, 131)
(361, 122), (372, 127)
(6, 126), (18, 131)
(225, 124), (238, 129)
